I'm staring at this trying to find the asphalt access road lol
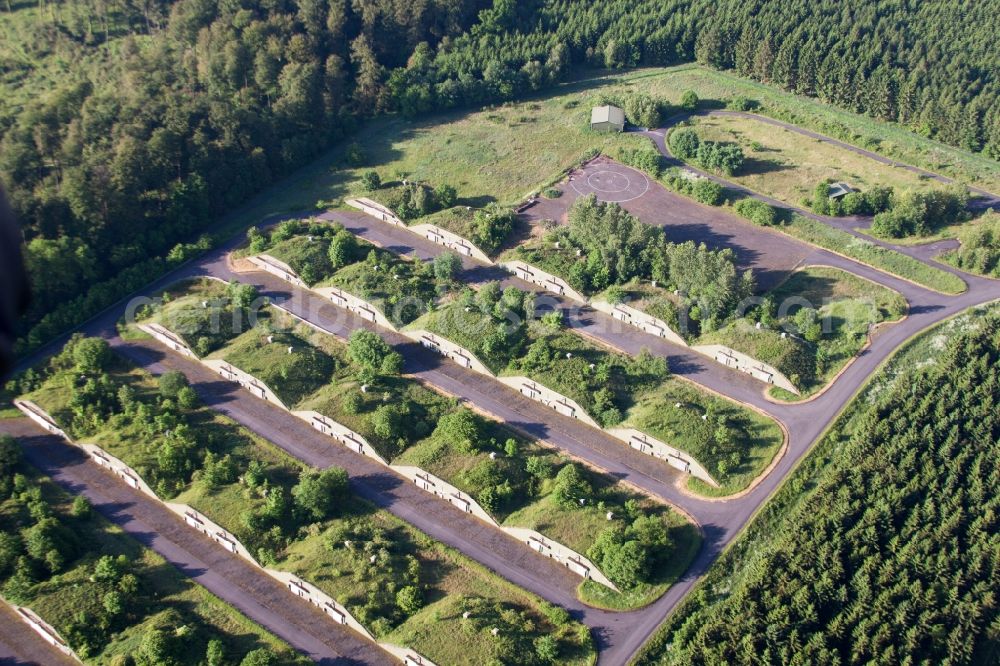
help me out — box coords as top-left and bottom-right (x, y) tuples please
(0, 419), (392, 666)
(11, 122), (1000, 665)
(645, 110), (1000, 272)
(216, 217), (1000, 664)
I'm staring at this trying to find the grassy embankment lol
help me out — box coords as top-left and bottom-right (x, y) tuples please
(21, 341), (595, 665)
(0, 439), (304, 665)
(410, 298), (783, 497)
(706, 266), (908, 399)
(784, 214), (966, 294)
(139, 279), (701, 609)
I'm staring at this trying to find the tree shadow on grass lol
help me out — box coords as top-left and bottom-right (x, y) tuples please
(456, 194), (496, 208)
(740, 156), (789, 176)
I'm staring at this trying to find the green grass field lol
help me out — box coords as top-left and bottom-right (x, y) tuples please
(233, 64), (999, 227)
(692, 114), (936, 206)
(630, 66), (1000, 194)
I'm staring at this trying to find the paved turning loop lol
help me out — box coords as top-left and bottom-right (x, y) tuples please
(571, 163), (649, 203)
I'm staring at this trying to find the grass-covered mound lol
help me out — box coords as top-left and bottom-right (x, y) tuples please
(421, 204), (519, 255)
(214, 324), (335, 407)
(395, 410), (701, 606)
(700, 319), (815, 386)
(409, 287), (784, 493)
(769, 266), (907, 388)
(247, 217), (346, 286)
(18, 338), (595, 665)
(624, 379), (784, 495)
(138, 278), (257, 357)
(408, 284), (533, 374)
(705, 266), (908, 397)
(318, 248), (439, 325)
(509, 326), (669, 427)
(132, 284), (703, 606)
(596, 281), (687, 338)
(0, 439), (302, 665)
(251, 220), (446, 326)
(267, 234), (334, 284)
(505, 195), (753, 328)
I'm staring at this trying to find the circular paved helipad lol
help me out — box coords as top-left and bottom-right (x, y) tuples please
(570, 163), (650, 203)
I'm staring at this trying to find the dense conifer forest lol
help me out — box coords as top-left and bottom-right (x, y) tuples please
(636, 312), (1000, 664)
(3, 0), (998, 353)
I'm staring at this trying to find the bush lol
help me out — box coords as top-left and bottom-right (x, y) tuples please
(692, 179), (723, 205)
(434, 184), (457, 208)
(871, 185), (969, 238)
(345, 143), (365, 166)
(669, 128), (700, 160)
(396, 585), (423, 615)
(433, 252), (462, 282)
(525, 456), (555, 479)
(72, 337), (111, 373)
(734, 198), (778, 226)
(433, 410), (481, 453)
(360, 171), (381, 191)
(622, 92), (664, 128)
(617, 147), (662, 176)
(680, 90), (699, 111)
(157, 370), (188, 399)
(347, 330), (395, 374)
(726, 95), (756, 111)
(551, 463), (591, 508)
(292, 468), (349, 522)
(695, 141), (744, 176)
(471, 204), (517, 254)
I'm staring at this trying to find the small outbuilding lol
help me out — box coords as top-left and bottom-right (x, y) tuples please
(828, 182), (857, 200)
(591, 105), (625, 132)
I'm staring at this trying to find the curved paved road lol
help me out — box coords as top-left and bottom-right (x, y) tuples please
(644, 110), (1000, 277)
(11, 117), (1000, 665)
(322, 205), (1000, 660)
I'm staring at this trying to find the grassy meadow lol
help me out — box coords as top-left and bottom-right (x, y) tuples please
(691, 114), (936, 205)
